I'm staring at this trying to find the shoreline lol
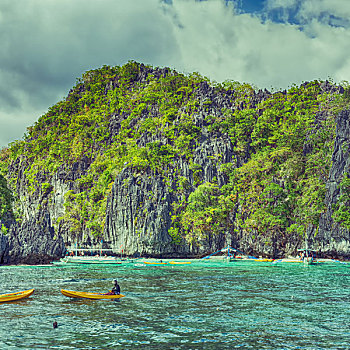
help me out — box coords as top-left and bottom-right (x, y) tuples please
(1, 256), (349, 267)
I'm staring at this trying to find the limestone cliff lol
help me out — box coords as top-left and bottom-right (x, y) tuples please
(0, 233), (7, 263)
(316, 109), (350, 258)
(1, 62), (350, 264)
(4, 210), (65, 264)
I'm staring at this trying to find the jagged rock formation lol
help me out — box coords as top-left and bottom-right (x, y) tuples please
(317, 109), (350, 258)
(104, 163), (227, 258)
(1, 62), (350, 264)
(3, 210), (65, 264)
(102, 73), (271, 257)
(0, 233), (8, 263)
(105, 167), (180, 257)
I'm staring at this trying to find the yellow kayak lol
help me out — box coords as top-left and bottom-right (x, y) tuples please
(169, 261), (192, 264)
(143, 261), (167, 265)
(61, 289), (125, 300)
(255, 259), (274, 262)
(0, 289), (35, 303)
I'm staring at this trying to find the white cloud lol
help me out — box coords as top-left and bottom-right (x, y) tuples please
(297, 0), (350, 24)
(334, 57), (350, 83)
(265, 0), (350, 27)
(0, 0), (178, 147)
(265, 0), (299, 11)
(1, 0), (350, 147)
(166, 0), (350, 88)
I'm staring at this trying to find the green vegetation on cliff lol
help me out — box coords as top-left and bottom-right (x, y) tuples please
(0, 61), (349, 249)
(0, 172), (13, 234)
(333, 173), (350, 230)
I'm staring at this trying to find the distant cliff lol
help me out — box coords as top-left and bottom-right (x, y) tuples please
(317, 108), (350, 257)
(0, 62), (349, 264)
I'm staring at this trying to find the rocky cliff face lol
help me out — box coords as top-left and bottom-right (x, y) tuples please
(105, 167), (181, 257)
(1, 64), (350, 264)
(0, 233), (8, 263)
(4, 210), (65, 264)
(317, 109), (350, 258)
(104, 145), (231, 257)
(1, 157), (79, 264)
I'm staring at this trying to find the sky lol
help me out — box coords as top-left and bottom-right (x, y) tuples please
(1, 0), (350, 148)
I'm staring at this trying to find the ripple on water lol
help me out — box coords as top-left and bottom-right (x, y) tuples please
(1, 261), (350, 349)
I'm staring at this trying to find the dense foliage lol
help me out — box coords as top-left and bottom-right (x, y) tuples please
(333, 173), (350, 230)
(0, 173), (12, 234)
(0, 61), (349, 248)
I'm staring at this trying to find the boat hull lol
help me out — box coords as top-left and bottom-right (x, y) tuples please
(60, 257), (122, 264)
(61, 289), (125, 300)
(0, 289), (35, 303)
(303, 257), (315, 265)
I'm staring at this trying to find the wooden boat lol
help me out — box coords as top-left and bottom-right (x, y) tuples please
(201, 245), (245, 262)
(58, 245), (132, 264)
(298, 234), (316, 265)
(60, 256), (122, 265)
(225, 256), (237, 262)
(303, 256), (315, 265)
(61, 289), (125, 300)
(273, 258), (302, 263)
(0, 289), (35, 303)
(298, 248), (316, 265)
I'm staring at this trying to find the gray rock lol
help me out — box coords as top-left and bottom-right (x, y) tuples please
(317, 109), (350, 258)
(0, 233), (8, 263)
(3, 69), (350, 262)
(4, 210), (66, 264)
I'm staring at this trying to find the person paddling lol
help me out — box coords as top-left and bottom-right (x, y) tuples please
(105, 280), (120, 295)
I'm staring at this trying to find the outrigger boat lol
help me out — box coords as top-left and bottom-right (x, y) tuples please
(298, 233), (316, 265)
(298, 248), (316, 265)
(201, 245), (245, 262)
(0, 289), (35, 303)
(61, 255), (122, 265)
(59, 246), (131, 264)
(61, 289), (125, 300)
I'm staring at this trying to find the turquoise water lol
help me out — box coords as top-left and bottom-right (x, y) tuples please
(0, 260), (349, 349)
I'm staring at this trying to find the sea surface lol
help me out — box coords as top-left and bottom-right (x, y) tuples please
(0, 259), (349, 349)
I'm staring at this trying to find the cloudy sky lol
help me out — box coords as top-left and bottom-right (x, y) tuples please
(1, 0), (350, 148)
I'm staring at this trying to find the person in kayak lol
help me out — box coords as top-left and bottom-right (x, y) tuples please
(105, 280), (120, 295)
